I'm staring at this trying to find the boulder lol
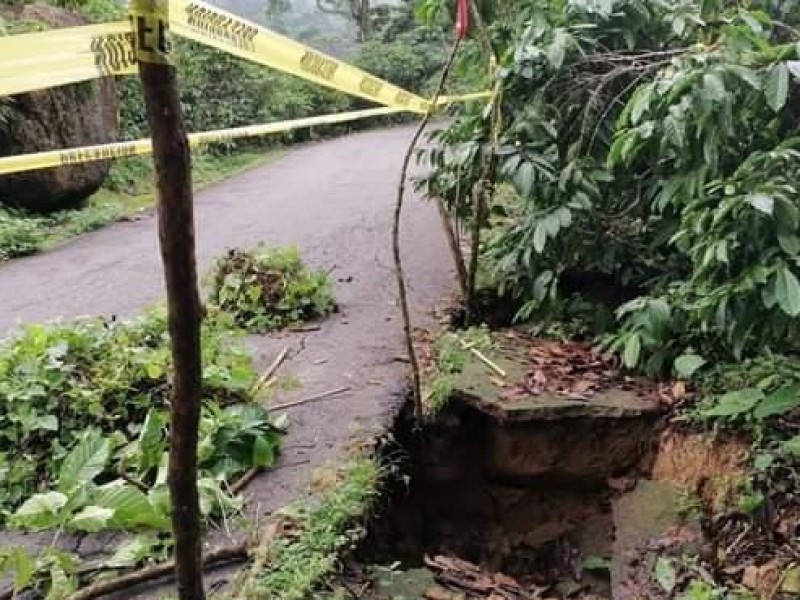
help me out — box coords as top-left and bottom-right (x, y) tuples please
(0, 4), (119, 213)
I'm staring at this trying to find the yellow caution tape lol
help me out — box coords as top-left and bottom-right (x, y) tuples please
(0, 106), (404, 176)
(130, 0), (171, 65)
(0, 21), (136, 96)
(0, 0), (480, 111)
(168, 0), (432, 113)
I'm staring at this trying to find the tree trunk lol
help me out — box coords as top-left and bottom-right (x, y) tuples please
(359, 0), (370, 40)
(133, 3), (205, 599)
(436, 198), (468, 298)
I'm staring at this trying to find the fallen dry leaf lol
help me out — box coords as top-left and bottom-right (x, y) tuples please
(662, 525), (700, 546)
(424, 585), (456, 600)
(742, 561), (780, 596)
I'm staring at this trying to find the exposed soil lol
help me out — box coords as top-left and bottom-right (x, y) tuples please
(332, 333), (793, 600)
(341, 381), (663, 599)
(617, 430), (800, 600)
(651, 430), (750, 512)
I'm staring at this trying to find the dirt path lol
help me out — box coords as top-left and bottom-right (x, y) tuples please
(0, 125), (455, 590)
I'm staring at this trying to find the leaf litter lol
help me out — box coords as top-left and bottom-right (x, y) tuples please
(487, 330), (681, 407)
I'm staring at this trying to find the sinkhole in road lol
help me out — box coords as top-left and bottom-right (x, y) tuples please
(346, 394), (663, 599)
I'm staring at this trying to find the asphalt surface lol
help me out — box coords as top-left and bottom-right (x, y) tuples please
(0, 124), (455, 596)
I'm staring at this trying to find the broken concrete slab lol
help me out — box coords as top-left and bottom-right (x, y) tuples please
(453, 340), (660, 423)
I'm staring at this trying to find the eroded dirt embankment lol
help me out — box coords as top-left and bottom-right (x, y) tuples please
(338, 332), (756, 600)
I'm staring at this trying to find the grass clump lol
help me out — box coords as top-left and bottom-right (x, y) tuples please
(0, 209), (48, 260)
(425, 326), (492, 411)
(207, 246), (335, 333)
(0, 309), (282, 524)
(0, 150), (280, 262)
(244, 458), (379, 600)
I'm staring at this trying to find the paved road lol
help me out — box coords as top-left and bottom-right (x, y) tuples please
(0, 125), (451, 332)
(0, 125), (455, 591)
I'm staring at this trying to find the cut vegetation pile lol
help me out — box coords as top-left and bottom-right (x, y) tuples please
(0, 309), (285, 597)
(207, 246), (335, 333)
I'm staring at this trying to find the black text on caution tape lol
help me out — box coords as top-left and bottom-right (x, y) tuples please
(91, 31), (136, 75)
(59, 143), (138, 166)
(185, 3), (258, 52)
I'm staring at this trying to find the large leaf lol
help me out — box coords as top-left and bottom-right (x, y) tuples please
(630, 84), (653, 125)
(533, 222), (547, 253)
(47, 562), (78, 600)
(252, 435), (276, 468)
(674, 354), (706, 378)
(778, 232), (800, 256)
(703, 388), (764, 417)
(746, 193), (774, 215)
(623, 333), (641, 369)
(754, 386), (800, 420)
(776, 196), (800, 230)
(58, 431), (110, 493)
(702, 72), (726, 101)
(104, 535), (162, 569)
(547, 30), (568, 69)
(654, 557), (677, 592)
(3, 548), (35, 591)
(68, 506), (114, 532)
(138, 409), (166, 473)
(774, 267), (800, 317)
(765, 63), (789, 112)
(514, 161), (535, 197)
(11, 491), (68, 530)
(94, 481), (170, 530)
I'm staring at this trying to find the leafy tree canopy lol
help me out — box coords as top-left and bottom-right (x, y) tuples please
(417, 0), (800, 375)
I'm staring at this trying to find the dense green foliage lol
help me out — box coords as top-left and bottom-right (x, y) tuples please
(0, 308), (284, 596)
(244, 459), (379, 600)
(207, 246), (335, 333)
(416, 4), (800, 595)
(0, 309), (283, 528)
(418, 0), (800, 376)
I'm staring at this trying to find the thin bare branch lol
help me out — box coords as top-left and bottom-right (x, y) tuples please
(393, 37), (462, 422)
(64, 544), (249, 600)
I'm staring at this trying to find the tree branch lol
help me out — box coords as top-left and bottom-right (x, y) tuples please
(393, 38), (462, 421)
(64, 544), (249, 600)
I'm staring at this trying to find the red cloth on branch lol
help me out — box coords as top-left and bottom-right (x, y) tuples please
(456, 0), (469, 38)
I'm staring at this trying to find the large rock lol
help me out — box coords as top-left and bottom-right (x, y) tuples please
(0, 4), (119, 213)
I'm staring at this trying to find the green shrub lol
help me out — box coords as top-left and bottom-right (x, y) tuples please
(207, 246), (335, 333)
(0, 209), (47, 260)
(0, 309), (280, 521)
(418, 0), (800, 376)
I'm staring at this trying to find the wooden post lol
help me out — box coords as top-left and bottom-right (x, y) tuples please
(131, 1), (205, 598)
